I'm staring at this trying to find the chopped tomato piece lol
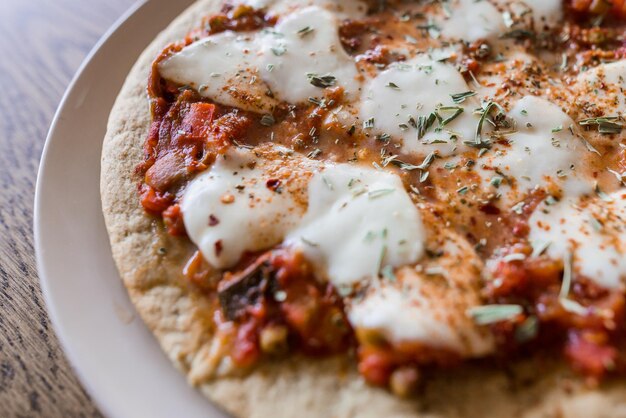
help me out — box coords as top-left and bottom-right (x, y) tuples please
(231, 320), (262, 368)
(145, 151), (187, 192)
(181, 102), (216, 140)
(612, 0), (626, 16)
(162, 204), (186, 236)
(358, 349), (395, 386)
(565, 330), (617, 381)
(273, 251), (352, 355)
(139, 184), (173, 215)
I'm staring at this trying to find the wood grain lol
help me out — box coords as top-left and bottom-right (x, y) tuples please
(0, 0), (135, 416)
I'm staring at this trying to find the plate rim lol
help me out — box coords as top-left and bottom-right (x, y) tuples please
(33, 2), (164, 417)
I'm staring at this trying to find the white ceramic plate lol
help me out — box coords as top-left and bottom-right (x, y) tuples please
(34, 1), (228, 417)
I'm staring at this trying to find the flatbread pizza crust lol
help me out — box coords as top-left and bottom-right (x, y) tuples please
(100, 1), (626, 416)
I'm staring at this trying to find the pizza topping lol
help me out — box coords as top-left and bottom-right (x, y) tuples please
(158, 32), (279, 113)
(528, 191), (626, 289)
(359, 56), (483, 157)
(479, 96), (594, 203)
(349, 257), (494, 355)
(218, 252), (277, 320)
(351, 229), (494, 386)
(181, 146), (311, 268)
(213, 249), (352, 367)
(576, 60), (626, 118)
(438, 0), (505, 42)
(493, 0), (564, 29)
(570, 0), (626, 18)
(183, 145), (426, 284)
(159, 6), (359, 108)
(240, 0), (368, 19)
(286, 164), (425, 286)
(139, 0), (626, 391)
(436, 0), (564, 43)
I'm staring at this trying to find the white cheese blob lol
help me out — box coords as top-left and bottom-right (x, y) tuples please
(518, 0), (563, 27)
(359, 56), (481, 157)
(350, 284), (464, 347)
(349, 280), (494, 356)
(286, 165), (425, 286)
(240, 0), (367, 19)
(528, 191), (626, 289)
(183, 148), (425, 281)
(493, 0), (563, 29)
(439, 0), (505, 42)
(576, 60), (626, 117)
(158, 32), (275, 113)
(181, 148), (310, 268)
(159, 6), (359, 109)
(349, 236), (494, 356)
(481, 96), (590, 200)
(259, 6), (359, 103)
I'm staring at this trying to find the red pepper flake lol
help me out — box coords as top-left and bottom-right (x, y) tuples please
(214, 240), (223, 256)
(208, 214), (220, 226)
(266, 178), (281, 192)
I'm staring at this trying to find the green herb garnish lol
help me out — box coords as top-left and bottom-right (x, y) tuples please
(450, 90), (476, 104)
(368, 189), (395, 199)
(260, 114), (275, 126)
(307, 73), (337, 88)
(467, 304), (523, 325)
(297, 26), (315, 37)
(579, 116), (624, 134)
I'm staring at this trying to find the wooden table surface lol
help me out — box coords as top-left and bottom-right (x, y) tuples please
(0, 0), (135, 416)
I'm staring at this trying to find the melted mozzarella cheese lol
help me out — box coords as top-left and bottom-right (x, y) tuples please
(183, 148), (425, 283)
(349, 236), (494, 356)
(359, 56), (481, 157)
(437, 0), (561, 44)
(350, 284), (462, 346)
(528, 191), (626, 289)
(181, 148), (310, 268)
(241, 0), (367, 18)
(576, 60), (626, 117)
(519, 0), (563, 27)
(159, 6), (359, 109)
(159, 33), (276, 112)
(259, 6), (359, 103)
(439, 0), (505, 42)
(286, 165), (425, 286)
(481, 96), (590, 200)
(493, 0), (563, 29)
(349, 281), (493, 355)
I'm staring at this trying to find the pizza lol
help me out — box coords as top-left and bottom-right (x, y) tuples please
(101, 0), (626, 416)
